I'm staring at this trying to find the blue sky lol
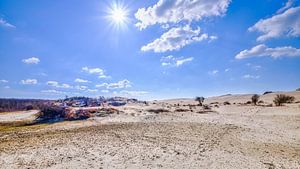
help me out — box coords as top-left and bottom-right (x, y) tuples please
(0, 0), (300, 100)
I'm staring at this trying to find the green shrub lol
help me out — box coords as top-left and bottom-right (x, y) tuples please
(273, 94), (295, 106)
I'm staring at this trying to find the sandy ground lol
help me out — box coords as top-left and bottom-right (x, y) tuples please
(0, 92), (300, 169)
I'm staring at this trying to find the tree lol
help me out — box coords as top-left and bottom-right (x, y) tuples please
(251, 94), (260, 105)
(195, 97), (205, 106)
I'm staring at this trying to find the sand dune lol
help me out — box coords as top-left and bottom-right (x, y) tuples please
(0, 91), (299, 168)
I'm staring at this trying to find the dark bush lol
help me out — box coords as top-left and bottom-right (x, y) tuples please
(273, 94), (295, 106)
(147, 108), (169, 114)
(25, 105), (34, 110)
(251, 94), (260, 105)
(245, 101), (252, 104)
(203, 104), (211, 110)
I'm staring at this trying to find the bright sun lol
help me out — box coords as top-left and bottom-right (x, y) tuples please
(107, 3), (129, 29)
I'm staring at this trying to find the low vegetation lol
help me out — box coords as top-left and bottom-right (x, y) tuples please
(273, 94), (295, 106)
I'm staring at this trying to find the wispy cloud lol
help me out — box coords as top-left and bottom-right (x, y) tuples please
(22, 57), (40, 64)
(0, 80), (8, 83)
(135, 0), (231, 30)
(277, 0), (295, 14)
(208, 70), (219, 75)
(236, 44), (300, 59)
(119, 90), (149, 96)
(161, 55), (194, 67)
(74, 78), (90, 83)
(21, 79), (37, 85)
(242, 74), (260, 79)
(41, 90), (66, 94)
(96, 79), (131, 89)
(75, 85), (88, 91)
(46, 81), (72, 88)
(0, 18), (15, 28)
(249, 6), (300, 41)
(141, 25), (214, 53)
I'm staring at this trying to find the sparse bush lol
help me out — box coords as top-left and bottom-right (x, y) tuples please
(223, 101), (231, 105)
(246, 101), (252, 105)
(195, 97), (205, 106)
(273, 94), (295, 106)
(258, 100), (264, 104)
(251, 94), (260, 105)
(64, 109), (92, 120)
(175, 108), (190, 112)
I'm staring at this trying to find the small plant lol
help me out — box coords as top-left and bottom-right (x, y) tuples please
(273, 94), (295, 106)
(195, 96), (205, 106)
(251, 94), (260, 105)
(202, 104), (211, 110)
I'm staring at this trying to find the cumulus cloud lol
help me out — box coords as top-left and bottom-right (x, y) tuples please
(135, 0), (231, 30)
(82, 67), (110, 78)
(75, 78), (90, 83)
(87, 89), (98, 93)
(141, 25), (214, 53)
(101, 90), (109, 93)
(235, 44), (300, 59)
(47, 81), (72, 88)
(20, 79), (37, 85)
(161, 55), (193, 67)
(0, 18), (15, 28)
(249, 6), (300, 41)
(242, 74), (260, 79)
(95, 79), (131, 89)
(22, 57), (40, 64)
(0, 80), (8, 83)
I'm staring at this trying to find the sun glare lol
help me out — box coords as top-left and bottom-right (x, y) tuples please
(107, 2), (129, 29)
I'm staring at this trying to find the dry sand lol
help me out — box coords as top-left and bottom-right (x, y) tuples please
(0, 91), (300, 169)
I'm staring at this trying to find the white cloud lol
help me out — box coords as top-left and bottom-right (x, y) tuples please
(47, 81), (72, 88)
(242, 74), (260, 79)
(236, 44), (300, 59)
(249, 6), (300, 41)
(21, 79), (37, 85)
(95, 79), (131, 89)
(22, 57), (40, 64)
(119, 90), (149, 96)
(135, 0), (231, 30)
(161, 55), (193, 67)
(141, 25), (214, 53)
(0, 80), (8, 83)
(0, 18), (15, 28)
(208, 70), (219, 75)
(4, 86), (10, 89)
(82, 67), (104, 75)
(75, 78), (90, 83)
(41, 90), (66, 94)
(225, 68), (230, 72)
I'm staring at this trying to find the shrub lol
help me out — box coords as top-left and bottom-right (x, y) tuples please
(64, 109), (92, 120)
(273, 94), (295, 106)
(38, 106), (65, 121)
(245, 101), (252, 105)
(251, 94), (260, 105)
(203, 104), (211, 110)
(195, 97), (205, 106)
(147, 108), (169, 114)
